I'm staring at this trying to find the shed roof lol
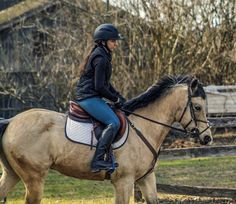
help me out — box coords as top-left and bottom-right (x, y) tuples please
(0, 0), (56, 31)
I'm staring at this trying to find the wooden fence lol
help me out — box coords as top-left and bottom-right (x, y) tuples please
(156, 184), (236, 200)
(159, 145), (236, 160)
(205, 85), (236, 117)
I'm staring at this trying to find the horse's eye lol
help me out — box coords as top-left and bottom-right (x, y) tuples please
(194, 104), (202, 111)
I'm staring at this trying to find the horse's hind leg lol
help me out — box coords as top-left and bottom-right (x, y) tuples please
(0, 165), (20, 201)
(13, 163), (48, 204)
(136, 172), (159, 204)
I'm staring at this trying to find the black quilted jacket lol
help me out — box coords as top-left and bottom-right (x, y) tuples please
(76, 45), (120, 102)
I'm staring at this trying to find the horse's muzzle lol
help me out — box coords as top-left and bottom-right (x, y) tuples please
(189, 128), (212, 145)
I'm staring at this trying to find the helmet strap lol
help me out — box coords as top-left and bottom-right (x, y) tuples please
(104, 41), (112, 53)
(95, 40), (112, 53)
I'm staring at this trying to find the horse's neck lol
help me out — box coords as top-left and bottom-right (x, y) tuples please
(130, 86), (187, 150)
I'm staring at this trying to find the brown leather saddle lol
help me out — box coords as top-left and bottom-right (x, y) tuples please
(68, 101), (127, 142)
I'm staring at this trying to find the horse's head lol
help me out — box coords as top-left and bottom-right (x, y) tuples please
(177, 77), (213, 145)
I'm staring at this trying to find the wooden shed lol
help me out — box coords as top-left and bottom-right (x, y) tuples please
(0, 0), (114, 118)
(205, 85), (236, 116)
(0, 0), (58, 72)
(0, 0), (23, 11)
(0, 0), (60, 118)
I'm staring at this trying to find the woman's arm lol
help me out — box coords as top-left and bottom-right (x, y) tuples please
(94, 56), (118, 102)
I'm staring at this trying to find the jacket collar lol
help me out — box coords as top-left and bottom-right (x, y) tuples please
(97, 45), (112, 62)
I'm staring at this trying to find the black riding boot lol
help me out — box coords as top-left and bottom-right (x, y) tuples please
(91, 124), (116, 173)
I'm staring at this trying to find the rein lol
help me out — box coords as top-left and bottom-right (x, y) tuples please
(126, 117), (160, 182)
(121, 108), (187, 134)
(121, 85), (211, 138)
(122, 108), (185, 182)
(120, 85), (211, 181)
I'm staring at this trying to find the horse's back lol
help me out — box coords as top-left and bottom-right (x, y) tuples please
(5, 108), (66, 142)
(13, 108), (66, 122)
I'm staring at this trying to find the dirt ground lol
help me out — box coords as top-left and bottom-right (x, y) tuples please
(159, 198), (235, 204)
(158, 194), (235, 204)
(134, 193), (235, 203)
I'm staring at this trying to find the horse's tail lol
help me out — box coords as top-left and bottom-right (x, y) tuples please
(0, 119), (9, 138)
(0, 119), (11, 168)
(0, 118), (19, 203)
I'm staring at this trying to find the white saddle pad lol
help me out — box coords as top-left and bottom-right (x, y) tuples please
(65, 116), (129, 149)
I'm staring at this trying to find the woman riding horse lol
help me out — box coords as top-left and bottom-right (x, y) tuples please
(76, 24), (126, 173)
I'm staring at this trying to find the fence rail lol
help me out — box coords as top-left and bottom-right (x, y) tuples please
(209, 117), (236, 128)
(159, 145), (236, 160)
(156, 184), (236, 199)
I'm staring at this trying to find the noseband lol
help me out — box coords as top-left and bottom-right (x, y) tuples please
(178, 86), (211, 139)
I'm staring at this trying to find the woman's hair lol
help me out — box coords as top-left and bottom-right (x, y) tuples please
(79, 41), (103, 75)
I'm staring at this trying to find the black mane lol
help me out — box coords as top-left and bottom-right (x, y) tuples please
(122, 75), (205, 112)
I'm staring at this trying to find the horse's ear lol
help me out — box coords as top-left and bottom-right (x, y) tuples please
(190, 78), (199, 95)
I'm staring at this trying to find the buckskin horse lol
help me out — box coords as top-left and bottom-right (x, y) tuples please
(0, 75), (212, 204)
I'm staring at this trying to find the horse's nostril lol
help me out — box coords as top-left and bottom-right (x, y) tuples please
(203, 135), (212, 144)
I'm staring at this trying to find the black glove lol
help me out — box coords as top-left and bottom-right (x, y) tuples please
(118, 95), (126, 104)
(114, 97), (126, 109)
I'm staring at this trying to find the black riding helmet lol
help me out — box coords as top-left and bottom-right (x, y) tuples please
(93, 23), (123, 42)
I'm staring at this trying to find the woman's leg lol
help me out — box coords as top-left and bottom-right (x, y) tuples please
(77, 97), (120, 133)
(77, 97), (120, 172)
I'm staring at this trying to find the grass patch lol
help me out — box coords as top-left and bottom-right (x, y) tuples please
(1, 156), (236, 202)
(6, 198), (115, 204)
(156, 156), (236, 188)
(7, 171), (114, 200)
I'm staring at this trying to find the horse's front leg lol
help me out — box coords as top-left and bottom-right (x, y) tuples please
(136, 171), (159, 204)
(112, 176), (134, 204)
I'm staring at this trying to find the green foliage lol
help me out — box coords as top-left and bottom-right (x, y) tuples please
(156, 156), (236, 187)
(6, 170), (113, 200)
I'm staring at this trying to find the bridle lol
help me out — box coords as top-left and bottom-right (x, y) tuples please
(178, 85), (211, 139)
(121, 85), (211, 139)
(120, 83), (211, 181)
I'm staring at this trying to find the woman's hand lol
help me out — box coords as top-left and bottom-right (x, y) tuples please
(114, 97), (126, 108)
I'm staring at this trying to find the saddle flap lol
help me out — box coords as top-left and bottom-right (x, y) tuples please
(115, 110), (127, 141)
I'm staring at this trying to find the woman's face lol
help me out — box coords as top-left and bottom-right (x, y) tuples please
(107, 40), (118, 52)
